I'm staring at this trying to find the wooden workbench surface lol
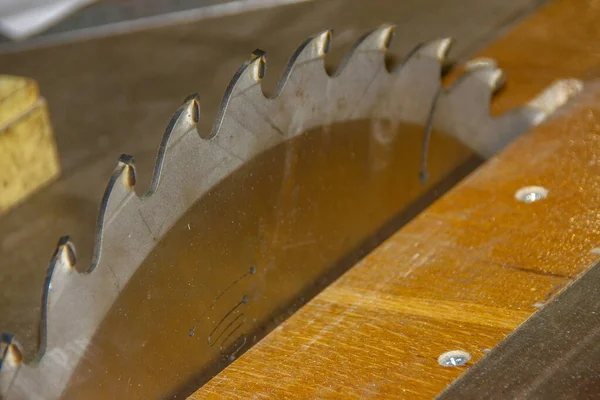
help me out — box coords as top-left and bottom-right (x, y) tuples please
(191, 0), (600, 397)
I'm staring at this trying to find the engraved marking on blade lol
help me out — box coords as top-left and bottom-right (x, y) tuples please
(207, 296), (248, 348)
(188, 266), (255, 337)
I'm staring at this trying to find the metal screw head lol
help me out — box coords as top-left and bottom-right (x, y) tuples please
(438, 350), (471, 367)
(515, 186), (548, 203)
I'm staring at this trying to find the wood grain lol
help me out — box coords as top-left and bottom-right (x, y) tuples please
(0, 75), (60, 214)
(191, 0), (600, 397)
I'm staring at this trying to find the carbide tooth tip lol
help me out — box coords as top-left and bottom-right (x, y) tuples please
(417, 37), (453, 62)
(317, 29), (332, 55)
(489, 69), (505, 91)
(4, 344), (23, 365)
(172, 96), (201, 138)
(378, 24), (396, 50)
(435, 38), (453, 61)
(116, 154), (136, 186)
(0, 333), (23, 365)
(191, 97), (201, 125)
(465, 57), (497, 71)
(356, 24), (396, 51)
(182, 93), (201, 124)
(250, 49), (267, 81)
(464, 58), (504, 90)
(54, 236), (76, 267)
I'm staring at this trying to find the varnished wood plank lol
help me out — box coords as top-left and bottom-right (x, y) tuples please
(440, 236), (600, 399)
(192, 0), (600, 397)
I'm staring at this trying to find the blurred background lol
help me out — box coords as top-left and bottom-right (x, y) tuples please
(0, 0), (545, 357)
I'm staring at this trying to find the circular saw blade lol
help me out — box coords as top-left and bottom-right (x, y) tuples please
(0, 25), (581, 399)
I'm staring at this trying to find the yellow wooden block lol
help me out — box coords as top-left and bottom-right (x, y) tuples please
(0, 75), (38, 127)
(0, 75), (60, 214)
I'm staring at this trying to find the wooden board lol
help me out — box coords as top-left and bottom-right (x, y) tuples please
(439, 219), (600, 399)
(0, 75), (60, 215)
(191, 0), (600, 397)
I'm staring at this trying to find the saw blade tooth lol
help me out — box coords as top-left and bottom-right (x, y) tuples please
(445, 60), (505, 110)
(159, 96), (199, 144)
(322, 25), (397, 122)
(89, 155), (137, 269)
(47, 237), (76, 295)
(39, 237), (77, 354)
(419, 37), (453, 62)
(375, 38), (449, 124)
(291, 30), (331, 63)
(211, 49), (268, 138)
(356, 23), (395, 52)
(334, 24), (395, 77)
(98, 154), (137, 226)
(433, 58), (535, 158)
(463, 58), (505, 92)
(392, 37), (452, 75)
(273, 30), (331, 98)
(148, 96), (200, 192)
(439, 60), (505, 131)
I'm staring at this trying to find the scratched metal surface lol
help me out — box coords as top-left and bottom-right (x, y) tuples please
(0, 0), (543, 376)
